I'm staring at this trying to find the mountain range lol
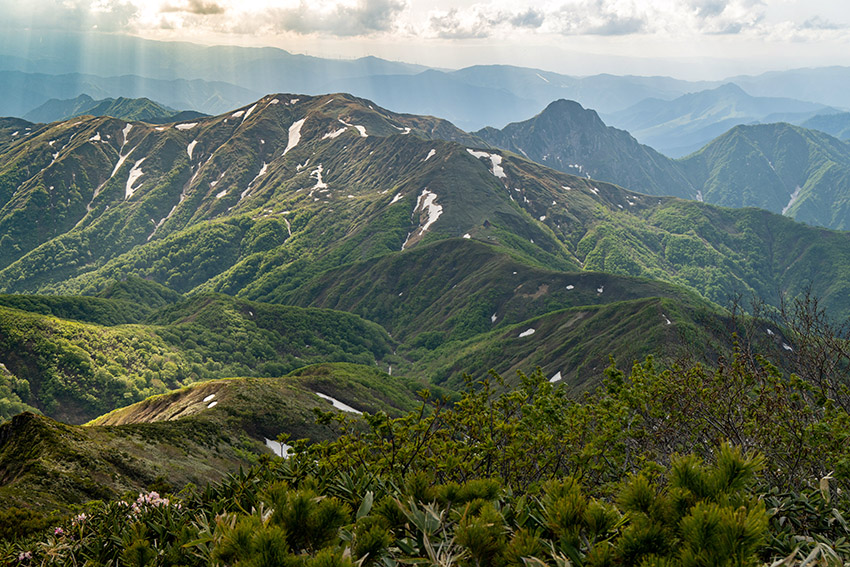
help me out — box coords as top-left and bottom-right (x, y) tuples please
(0, 89), (846, 516)
(479, 98), (850, 230)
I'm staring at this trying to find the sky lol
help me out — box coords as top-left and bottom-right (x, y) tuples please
(2, 0), (850, 79)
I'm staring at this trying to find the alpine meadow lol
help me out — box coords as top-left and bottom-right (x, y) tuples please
(3, 3), (850, 566)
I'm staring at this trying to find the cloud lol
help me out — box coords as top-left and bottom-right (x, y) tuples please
(801, 16), (846, 31)
(510, 8), (545, 29)
(549, 1), (648, 36)
(0, 0), (138, 32)
(160, 0), (225, 16)
(268, 0), (406, 36)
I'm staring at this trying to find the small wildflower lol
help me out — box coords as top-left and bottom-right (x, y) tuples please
(53, 527), (64, 536)
(72, 513), (87, 526)
(18, 551), (32, 562)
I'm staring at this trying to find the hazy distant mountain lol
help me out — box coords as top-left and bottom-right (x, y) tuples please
(0, 70), (261, 118)
(474, 99), (696, 198)
(801, 113), (850, 140)
(604, 83), (834, 157)
(23, 94), (199, 124)
(729, 66), (850, 111)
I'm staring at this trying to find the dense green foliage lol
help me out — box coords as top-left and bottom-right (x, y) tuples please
(0, 295), (395, 423)
(3, 345), (850, 565)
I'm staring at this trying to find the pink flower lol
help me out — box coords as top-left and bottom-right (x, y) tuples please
(18, 551), (32, 562)
(53, 527), (64, 536)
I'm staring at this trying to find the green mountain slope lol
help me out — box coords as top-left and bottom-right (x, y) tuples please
(0, 295), (394, 424)
(801, 112), (850, 140)
(0, 362), (421, 511)
(679, 123), (850, 229)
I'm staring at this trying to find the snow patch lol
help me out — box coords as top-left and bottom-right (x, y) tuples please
(48, 140), (56, 146)
(323, 127), (347, 139)
(463, 233), (471, 239)
(203, 394), (215, 402)
(207, 401), (218, 409)
(566, 285), (574, 290)
(466, 149), (506, 179)
(766, 328), (775, 336)
(662, 314), (672, 325)
(536, 73), (550, 83)
(187, 139), (198, 160)
(265, 438), (293, 458)
(290, 98), (300, 105)
(283, 118), (306, 156)
(424, 149), (436, 162)
(339, 119), (367, 137)
(549, 371), (562, 383)
(597, 285), (604, 294)
(216, 189), (228, 199)
(782, 186), (802, 215)
(231, 110), (245, 118)
(89, 132), (101, 142)
(315, 392), (362, 414)
(539, 215), (546, 221)
(518, 328), (536, 338)
(242, 104), (258, 121)
(390, 192), (404, 204)
(125, 158), (146, 199)
(696, 190), (704, 202)
(269, 99), (280, 105)
(175, 122), (197, 130)
(783, 343), (793, 351)
(415, 188), (443, 235)
(310, 164), (328, 191)
(491, 313), (497, 323)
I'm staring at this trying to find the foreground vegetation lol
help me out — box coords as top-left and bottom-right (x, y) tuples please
(3, 325), (849, 565)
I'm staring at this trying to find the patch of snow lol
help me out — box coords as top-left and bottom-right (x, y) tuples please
(589, 187), (599, 195)
(415, 188), (443, 235)
(207, 401), (218, 409)
(290, 98), (299, 105)
(175, 122), (197, 130)
(269, 99), (280, 105)
(401, 232), (412, 251)
(424, 149), (436, 162)
(549, 371), (562, 383)
(203, 394), (215, 402)
(562, 185), (571, 191)
(265, 438), (293, 458)
(187, 139), (198, 160)
(463, 233), (471, 239)
(783, 343), (793, 351)
(518, 328), (536, 338)
(11, 131), (18, 136)
(536, 72), (550, 83)
(283, 118), (306, 156)
(539, 215), (546, 221)
(662, 314), (672, 325)
(297, 159), (310, 172)
(315, 392), (362, 414)
(339, 119), (367, 137)
(566, 285), (574, 290)
(155, 126), (166, 131)
(231, 110), (245, 118)
(491, 313), (497, 323)
(242, 104), (257, 121)
(466, 149), (506, 178)
(48, 140), (56, 146)
(323, 127), (347, 139)
(597, 285), (604, 294)
(390, 192), (404, 204)
(310, 164), (328, 191)
(782, 186), (802, 215)
(696, 190), (704, 202)
(766, 328), (775, 336)
(125, 158), (146, 199)
(216, 189), (228, 199)
(89, 132), (101, 141)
